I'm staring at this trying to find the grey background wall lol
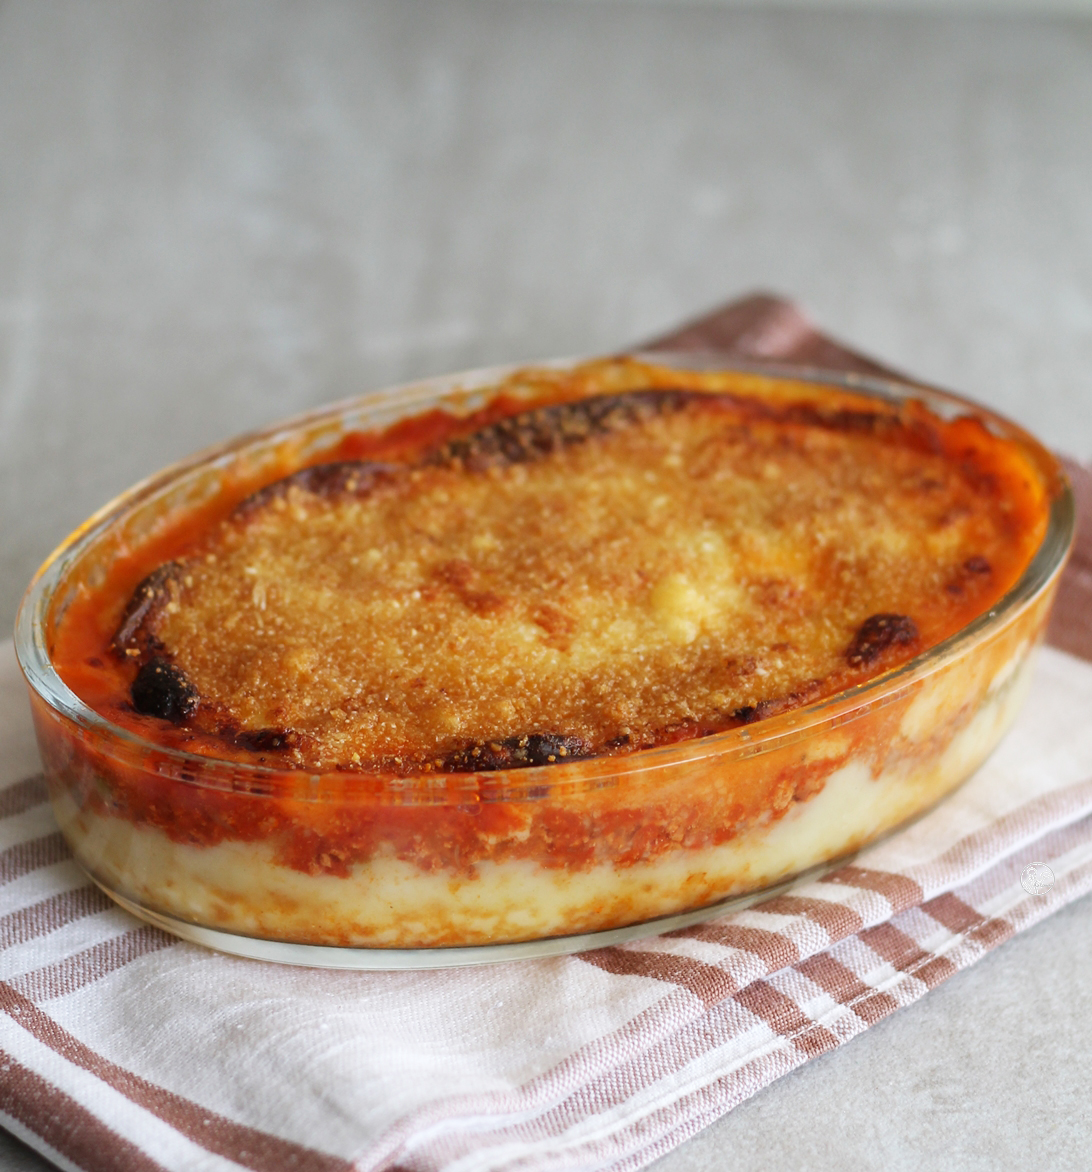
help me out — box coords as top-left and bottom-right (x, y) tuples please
(3, 0), (1092, 633)
(558, 0), (1092, 10)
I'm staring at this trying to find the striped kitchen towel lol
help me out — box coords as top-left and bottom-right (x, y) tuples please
(2, 296), (1092, 1172)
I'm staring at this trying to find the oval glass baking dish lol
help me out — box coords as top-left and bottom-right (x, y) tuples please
(15, 357), (1075, 968)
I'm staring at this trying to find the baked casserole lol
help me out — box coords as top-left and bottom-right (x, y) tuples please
(17, 358), (1073, 961)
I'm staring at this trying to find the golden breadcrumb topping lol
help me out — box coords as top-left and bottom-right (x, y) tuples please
(132, 393), (1021, 771)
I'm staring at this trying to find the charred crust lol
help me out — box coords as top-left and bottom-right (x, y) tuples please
(427, 390), (696, 471)
(441, 733), (591, 772)
(232, 461), (400, 519)
(111, 562), (184, 658)
(131, 657), (199, 723)
(426, 388), (898, 476)
(846, 614), (919, 669)
(232, 727), (299, 752)
(963, 555), (992, 575)
(731, 680), (823, 726)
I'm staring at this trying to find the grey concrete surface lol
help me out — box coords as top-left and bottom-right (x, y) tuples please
(2, 2), (1091, 1169)
(0, 1135), (43, 1172)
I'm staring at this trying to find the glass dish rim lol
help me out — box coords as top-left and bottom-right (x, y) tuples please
(14, 354), (1076, 801)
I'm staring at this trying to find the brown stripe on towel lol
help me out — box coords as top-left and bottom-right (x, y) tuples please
(640, 293), (904, 381)
(0, 833), (71, 886)
(0, 887), (112, 951)
(921, 892), (1014, 952)
(795, 953), (900, 1026)
(751, 895), (864, 942)
(579, 948), (739, 1006)
(0, 1047), (170, 1172)
(733, 980), (840, 1059)
(823, 866), (924, 913)
(666, 923), (800, 974)
(10, 926), (178, 1003)
(858, 922), (957, 989)
(0, 983), (354, 1172)
(0, 776), (48, 821)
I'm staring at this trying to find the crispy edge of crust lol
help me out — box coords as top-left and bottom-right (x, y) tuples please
(426, 388), (698, 470)
(111, 561), (184, 658)
(439, 734), (592, 772)
(230, 460), (402, 520)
